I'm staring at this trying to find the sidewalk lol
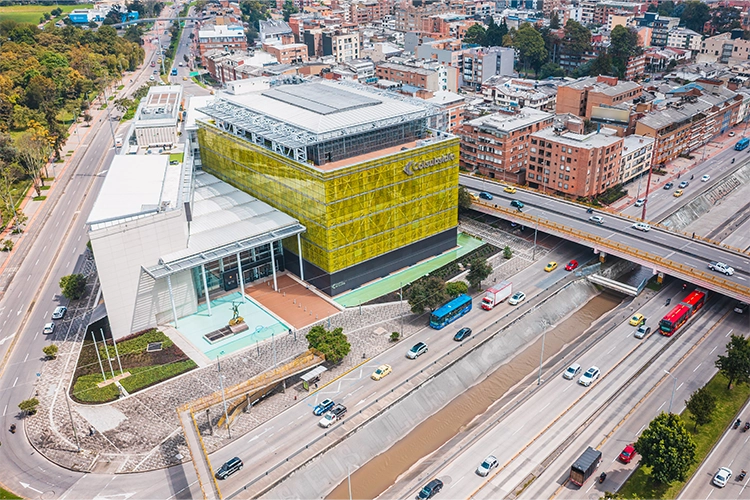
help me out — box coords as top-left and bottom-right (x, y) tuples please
(610, 131), (740, 212)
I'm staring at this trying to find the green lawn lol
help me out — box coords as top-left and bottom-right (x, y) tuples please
(0, 486), (21, 500)
(620, 373), (750, 499)
(169, 152), (184, 163)
(0, 4), (92, 23)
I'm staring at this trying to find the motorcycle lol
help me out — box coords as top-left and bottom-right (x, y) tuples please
(587, 207), (594, 214)
(742, 422), (749, 432)
(666, 298), (671, 306)
(739, 470), (747, 481)
(599, 472), (607, 483)
(9, 424), (15, 434)
(732, 159), (736, 164)
(735, 418), (742, 429)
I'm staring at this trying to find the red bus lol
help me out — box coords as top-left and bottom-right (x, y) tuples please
(660, 305), (690, 336)
(660, 289), (708, 336)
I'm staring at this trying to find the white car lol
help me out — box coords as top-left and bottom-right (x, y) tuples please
(589, 215), (604, 225)
(709, 261), (735, 276)
(43, 322), (54, 334)
(406, 342), (428, 359)
(578, 366), (600, 386)
(632, 222), (651, 232)
(634, 198), (646, 207)
(701, 174), (710, 182)
(51, 306), (67, 320)
(713, 467), (732, 487)
(476, 455), (498, 476)
(563, 363), (581, 380)
(508, 291), (526, 306)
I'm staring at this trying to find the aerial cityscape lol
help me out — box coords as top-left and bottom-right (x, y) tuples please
(0, 0), (749, 498)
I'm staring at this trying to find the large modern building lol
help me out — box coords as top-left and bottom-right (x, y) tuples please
(133, 85), (183, 149)
(195, 79), (460, 295)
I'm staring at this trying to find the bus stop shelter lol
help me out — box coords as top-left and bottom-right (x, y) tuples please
(301, 366), (327, 390)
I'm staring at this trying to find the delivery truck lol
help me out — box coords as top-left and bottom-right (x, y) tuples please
(481, 281), (512, 310)
(570, 446), (601, 486)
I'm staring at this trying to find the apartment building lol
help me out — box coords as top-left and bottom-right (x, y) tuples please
(620, 135), (655, 184)
(264, 43), (309, 64)
(461, 47), (515, 89)
(481, 76), (558, 112)
(203, 50), (278, 83)
(259, 20), (294, 44)
(667, 28), (702, 51)
(529, 119), (624, 197)
(581, 0), (646, 25)
(698, 32), (750, 64)
(329, 30), (361, 62)
(635, 82), (743, 164)
(556, 76), (642, 119)
(350, 0), (390, 23)
(197, 24), (248, 65)
(376, 62), (458, 92)
(459, 108), (554, 183)
(428, 91), (467, 134)
(414, 38), (464, 67)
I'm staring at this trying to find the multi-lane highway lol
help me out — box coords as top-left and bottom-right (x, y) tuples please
(461, 175), (750, 302)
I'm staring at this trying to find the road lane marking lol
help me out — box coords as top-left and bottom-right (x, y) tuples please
(13, 377), (18, 387)
(657, 402), (665, 412)
(26, 274), (30, 281)
(710, 346), (717, 354)
(23, 353), (28, 363)
(2, 404), (6, 416)
(693, 363), (702, 372)
(538, 402), (550, 413)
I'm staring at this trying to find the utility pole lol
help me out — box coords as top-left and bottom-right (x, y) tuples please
(664, 370), (678, 414)
(217, 352), (231, 439)
(641, 166), (653, 221)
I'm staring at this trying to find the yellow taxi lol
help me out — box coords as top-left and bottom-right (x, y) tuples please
(544, 261), (558, 272)
(673, 189), (683, 197)
(629, 313), (645, 326)
(469, 192), (480, 202)
(504, 186), (517, 194)
(371, 364), (392, 381)
(183, 76), (188, 81)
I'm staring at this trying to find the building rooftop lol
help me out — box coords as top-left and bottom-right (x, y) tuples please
(378, 62), (436, 76)
(532, 126), (621, 148)
(622, 134), (654, 152)
(428, 91), (465, 106)
(198, 24), (245, 39)
(87, 156), (181, 226)
(466, 108), (553, 134)
(136, 85), (182, 127)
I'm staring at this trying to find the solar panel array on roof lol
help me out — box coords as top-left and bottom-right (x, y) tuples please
(262, 83), (381, 115)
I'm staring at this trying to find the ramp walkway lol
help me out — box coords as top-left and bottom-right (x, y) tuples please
(178, 408), (221, 500)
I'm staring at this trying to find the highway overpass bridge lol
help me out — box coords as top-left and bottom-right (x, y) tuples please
(461, 174), (750, 303)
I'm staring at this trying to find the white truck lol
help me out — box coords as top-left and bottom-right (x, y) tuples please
(481, 281), (512, 310)
(708, 261), (734, 276)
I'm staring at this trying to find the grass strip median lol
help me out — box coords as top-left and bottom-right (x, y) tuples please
(620, 372), (750, 499)
(0, 486), (21, 499)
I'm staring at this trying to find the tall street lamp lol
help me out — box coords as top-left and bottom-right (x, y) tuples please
(664, 369), (678, 414)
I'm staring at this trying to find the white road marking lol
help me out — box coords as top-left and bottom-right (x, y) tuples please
(2, 405), (6, 416)
(538, 402), (550, 413)
(35, 259), (39, 266)
(13, 377), (18, 387)
(0, 333), (16, 345)
(23, 353), (28, 363)
(34, 332), (39, 340)
(296, 414), (304, 421)
(693, 363), (702, 372)
(562, 384), (571, 392)
(452, 476), (464, 488)
(710, 346), (717, 354)
(26, 274), (30, 281)
(16, 309), (21, 316)
(657, 402), (665, 412)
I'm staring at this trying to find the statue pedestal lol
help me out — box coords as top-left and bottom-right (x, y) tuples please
(229, 321), (248, 334)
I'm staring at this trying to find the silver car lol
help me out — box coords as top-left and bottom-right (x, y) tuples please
(578, 366), (600, 386)
(476, 455), (498, 476)
(635, 325), (651, 339)
(563, 363), (581, 380)
(406, 342), (428, 359)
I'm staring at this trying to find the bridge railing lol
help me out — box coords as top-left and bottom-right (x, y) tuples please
(472, 201), (750, 298)
(462, 173), (749, 257)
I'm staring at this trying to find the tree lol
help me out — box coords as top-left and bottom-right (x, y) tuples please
(407, 276), (448, 314)
(445, 281), (469, 298)
(513, 24), (547, 74)
(463, 24), (487, 46)
(684, 386), (716, 431)
(18, 397), (39, 416)
(539, 62), (564, 79)
(43, 344), (59, 359)
(306, 325), (351, 364)
(715, 334), (750, 389)
(486, 18), (506, 46)
(390, 331), (400, 342)
(466, 256), (493, 289)
(1, 239), (13, 252)
(711, 6), (742, 33)
(282, 0), (298, 22)
(658, 0), (675, 16)
(589, 52), (613, 77)
(503, 245), (513, 259)
(16, 124), (54, 196)
(458, 186), (472, 211)
(562, 20), (591, 68)
(550, 12), (561, 29)
(11, 210), (27, 234)
(59, 273), (87, 300)
(610, 25), (642, 78)
(113, 98), (134, 115)
(635, 412), (696, 483)
(680, 1), (710, 33)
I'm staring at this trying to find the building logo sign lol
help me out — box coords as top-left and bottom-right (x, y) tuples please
(403, 153), (456, 176)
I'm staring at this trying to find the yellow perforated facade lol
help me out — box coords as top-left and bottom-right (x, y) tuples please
(197, 125), (459, 275)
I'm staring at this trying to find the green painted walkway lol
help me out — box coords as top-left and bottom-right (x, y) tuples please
(334, 233), (484, 307)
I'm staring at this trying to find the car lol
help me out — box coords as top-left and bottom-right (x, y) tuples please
(149, 75), (156, 81)
(508, 291), (526, 305)
(701, 174), (710, 182)
(215, 457), (243, 479)
(673, 189), (683, 197)
(634, 198), (646, 207)
(589, 215), (604, 224)
(318, 404), (347, 427)
(43, 323), (54, 334)
(312, 398), (335, 416)
(152, 69), (158, 74)
(635, 325), (651, 339)
(406, 342), (428, 359)
(183, 76), (188, 81)
(479, 191), (493, 200)
(454, 327), (472, 341)
(578, 366), (600, 386)
(663, 182), (674, 190)
(563, 363), (581, 380)
(371, 364), (392, 380)
(730, 131), (736, 137)
(619, 444), (637, 464)
(476, 455), (499, 476)
(708, 261), (734, 276)
(510, 200), (524, 209)
(713, 467), (732, 488)
(629, 313), (646, 326)
(51, 306), (67, 320)
(565, 260), (579, 271)
(545, 261), (558, 272)
(678, 181), (689, 189)
(504, 186), (516, 194)
(418, 479), (444, 499)
(632, 222), (651, 232)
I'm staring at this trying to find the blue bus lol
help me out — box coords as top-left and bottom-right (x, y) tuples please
(430, 294), (472, 329)
(735, 137), (749, 151)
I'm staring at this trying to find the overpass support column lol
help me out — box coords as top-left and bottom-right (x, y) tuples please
(599, 252), (607, 263)
(656, 271), (664, 284)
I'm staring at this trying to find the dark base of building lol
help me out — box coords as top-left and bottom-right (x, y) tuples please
(284, 227), (458, 297)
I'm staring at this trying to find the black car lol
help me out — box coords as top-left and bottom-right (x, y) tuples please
(215, 457), (243, 479)
(510, 200), (524, 209)
(479, 191), (493, 200)
(418, 478), (443, 499)
(663, 182), (673, 190)
(454, 327), (472, 341)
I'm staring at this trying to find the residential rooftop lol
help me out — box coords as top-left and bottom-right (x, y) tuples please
(465, 108), (553, 134)
(532, 126), (621, 148)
